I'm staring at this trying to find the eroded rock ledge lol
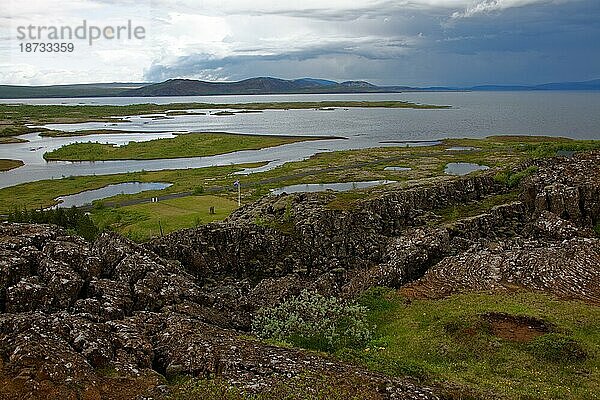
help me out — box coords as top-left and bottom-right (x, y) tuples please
(0, 151), (599, 399)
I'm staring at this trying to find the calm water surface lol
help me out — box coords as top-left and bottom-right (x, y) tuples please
(444, 162), (490, 176)
(270, 180), (396, 195)
(1, 91), (599, 188)
(55, 182), (172, 208)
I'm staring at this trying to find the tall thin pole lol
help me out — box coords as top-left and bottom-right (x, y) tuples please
(237, 182), (241, 207)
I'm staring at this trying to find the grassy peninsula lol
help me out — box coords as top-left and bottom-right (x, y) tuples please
(0, 159), (24, 172)
(43, 132), (334, 161)
(39, 129), (166, 137)
(0, 136), (28, 144)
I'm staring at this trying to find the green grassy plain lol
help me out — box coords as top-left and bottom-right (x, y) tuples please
(0, 163), (262, 212)
(92, 195), (238, 241)
(343, 289), (600, 399)
(4, 136), (600, 211)
(3, 136), (600, 241)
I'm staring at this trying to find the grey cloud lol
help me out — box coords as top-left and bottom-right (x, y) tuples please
(3, 0), (599, 86)
(144, 38), (415, 82)
(144, 0), (600, 86)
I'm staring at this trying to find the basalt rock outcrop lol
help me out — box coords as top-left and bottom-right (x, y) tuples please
(1, 151), (599, 399)
(0, 223), (441, 399)
(401, 236), (600, 302)
(522, 150), (600, 224)
(147, 174), (502, 283)
(403, 151), (600, 301)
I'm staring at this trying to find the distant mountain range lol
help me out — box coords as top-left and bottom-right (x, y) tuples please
(0, 83), (148, 99)
(120, 77), (380, 97)
(1, 77), (599, 99)
(468, 79), (600, 91)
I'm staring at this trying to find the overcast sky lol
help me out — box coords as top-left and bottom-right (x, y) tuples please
(1, 0), (599, 86)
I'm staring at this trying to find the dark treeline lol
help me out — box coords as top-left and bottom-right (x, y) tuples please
(7, 206), (99, 241)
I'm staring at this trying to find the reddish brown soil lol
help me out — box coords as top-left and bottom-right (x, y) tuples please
(0, 361), (163, 400)
(483, 312), (551, 342)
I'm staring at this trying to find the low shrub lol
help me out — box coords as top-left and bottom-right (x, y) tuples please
(7, 206), (100, 241)
(252, 290), (372, 352)
(524, 141), (600, 158)
(593, 223), (600, 237)
(494, 166), (538, 188)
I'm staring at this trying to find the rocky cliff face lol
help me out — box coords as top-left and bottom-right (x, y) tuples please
(404, 151), (600, 301)
(522, 152), (600, 224)
(0, 151), (599, 399)
(147, 174), (501, 283)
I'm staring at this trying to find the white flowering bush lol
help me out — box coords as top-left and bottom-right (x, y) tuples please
(251, 290), (372, 351)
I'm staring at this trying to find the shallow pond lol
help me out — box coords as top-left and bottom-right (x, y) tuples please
(444, 162), (490, 176)
(55, 182), (172, 208)
(446, 146), (477, 151)
(384, 166), (412, 171)
(270, 180), (395, 195)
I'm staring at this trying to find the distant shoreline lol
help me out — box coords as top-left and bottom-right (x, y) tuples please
(1, 76), (598, 99)
(3, 88), (600, 100)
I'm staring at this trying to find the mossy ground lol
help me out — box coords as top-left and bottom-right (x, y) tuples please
(345, 289), (600, 399)
(166, 289), (600, 400)
(434, 191), (520, 223)
(168, 373), (383, 400)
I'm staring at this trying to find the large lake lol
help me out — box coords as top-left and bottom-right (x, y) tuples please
(1, 91), (599, 189)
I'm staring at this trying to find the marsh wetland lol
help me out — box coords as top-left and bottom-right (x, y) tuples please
(0, 93), (599, 241)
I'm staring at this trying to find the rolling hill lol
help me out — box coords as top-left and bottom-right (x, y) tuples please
(0, 77), (598, 98)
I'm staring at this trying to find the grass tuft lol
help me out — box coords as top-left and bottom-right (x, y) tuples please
(528, 334), (588, 363)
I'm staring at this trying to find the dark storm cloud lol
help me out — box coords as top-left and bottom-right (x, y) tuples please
(144, 0), (599, 85)
(130, 0), (600, 85)
(4, 0), (598, 85)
